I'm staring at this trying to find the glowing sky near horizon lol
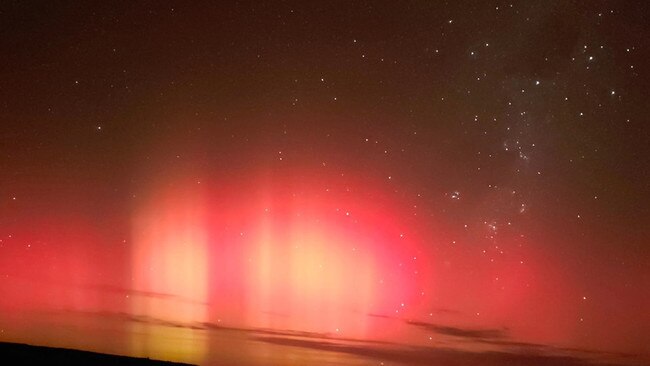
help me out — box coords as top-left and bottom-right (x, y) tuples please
(129, 169), (432, 334)
(0, 1), (649, 365)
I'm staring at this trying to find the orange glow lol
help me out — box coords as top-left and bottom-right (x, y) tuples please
(130, 185), (208, 362)
(244, 215), (379, 337)
(128, 171), (431, 346)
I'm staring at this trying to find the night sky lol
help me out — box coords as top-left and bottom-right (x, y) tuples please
(1, 1), (649, 365)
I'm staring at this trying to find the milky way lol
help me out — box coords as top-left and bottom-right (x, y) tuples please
(0, 1), (648, 365)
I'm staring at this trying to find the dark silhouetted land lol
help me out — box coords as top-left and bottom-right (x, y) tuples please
(0, 342), (194, 365)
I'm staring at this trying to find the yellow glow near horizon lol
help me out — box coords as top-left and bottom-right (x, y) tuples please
(130, 187), (208, 363)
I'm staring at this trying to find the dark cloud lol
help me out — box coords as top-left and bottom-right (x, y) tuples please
(402, 320), (644, 364)
(406, 320), (508, 340)
(67, 310), (644, 366)
(251, 336), (620, 366)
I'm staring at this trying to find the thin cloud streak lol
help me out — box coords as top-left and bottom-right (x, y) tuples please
(406, 320), (508, 340)
(69, 310), (645, 366)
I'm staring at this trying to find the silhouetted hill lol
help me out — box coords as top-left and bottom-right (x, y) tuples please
(0, 342), (195, 365)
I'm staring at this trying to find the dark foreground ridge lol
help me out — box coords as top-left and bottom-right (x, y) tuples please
(0, 342), (195, 366)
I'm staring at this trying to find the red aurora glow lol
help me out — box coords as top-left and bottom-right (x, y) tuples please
(131, 171), (433, 337)
(1, 3), (649, 364)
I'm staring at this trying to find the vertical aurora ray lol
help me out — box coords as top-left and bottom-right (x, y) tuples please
(205, 171), (432, 340)
(2, 2), (648, 364)
(130, 184), (209, 363)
